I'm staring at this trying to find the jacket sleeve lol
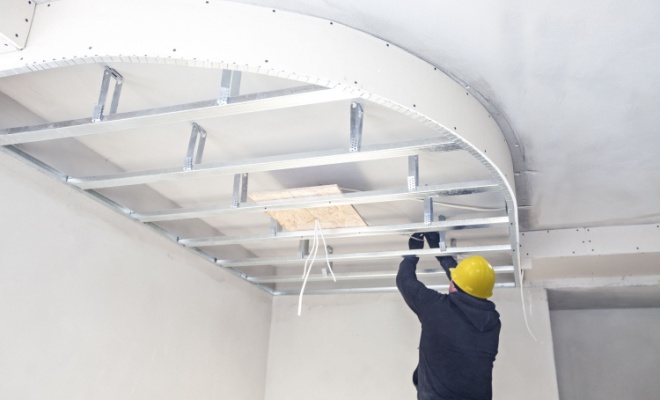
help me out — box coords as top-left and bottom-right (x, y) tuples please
(436, 255), (457, 281)
(396, 257), (439, 317)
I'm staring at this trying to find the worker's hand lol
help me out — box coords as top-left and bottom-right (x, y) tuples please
(408, 232), (425, 250)
(425, 232), (440, 249)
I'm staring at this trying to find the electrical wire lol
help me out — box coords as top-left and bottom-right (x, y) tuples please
(297, 220), (336, 316)
(519, 269), (539, 342)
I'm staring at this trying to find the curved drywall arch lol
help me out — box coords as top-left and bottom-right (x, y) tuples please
(0, 0), (520, 273)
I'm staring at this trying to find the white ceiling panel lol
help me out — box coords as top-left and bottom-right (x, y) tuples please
(4, 0), (656, 297)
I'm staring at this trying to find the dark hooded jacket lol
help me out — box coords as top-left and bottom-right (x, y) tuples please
(396, 256), (501, 400)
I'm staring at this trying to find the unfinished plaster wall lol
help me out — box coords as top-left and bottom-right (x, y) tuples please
(264, 287), (558, 400)
(551, 307), (660, 400)
(0, 152), (272, 400)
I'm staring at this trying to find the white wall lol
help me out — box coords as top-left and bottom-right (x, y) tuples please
(493, 287), (559, 399)
(0, 152), (272, 400)
(264, 287), (559, 400)
(0, 148), (561, 400)
(551, 307), (660, 400)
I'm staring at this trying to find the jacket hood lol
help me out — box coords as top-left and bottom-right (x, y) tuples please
(449, 292), (500, 332)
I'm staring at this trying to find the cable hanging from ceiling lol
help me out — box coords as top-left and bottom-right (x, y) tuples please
(298, 219), (336, 316)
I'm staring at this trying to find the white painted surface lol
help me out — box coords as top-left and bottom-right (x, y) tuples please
(0, 0), (514, 195)
(264, 287), (558, 400)
(521, 224), (660, 259)
(520, 224), (660, 269)
(0, 0), (656, 291)
(0, 0), (520, 293)
(0, 0), (35, 51)
(551, 308), (660, 400)
(0, 152), (272, 399)
(230, 0), (660, 232)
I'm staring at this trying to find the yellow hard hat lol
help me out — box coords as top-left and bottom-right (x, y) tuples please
(450, 255), (496, 299)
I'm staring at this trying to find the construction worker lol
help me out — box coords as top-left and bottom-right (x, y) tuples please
(396, 232), (501, 400)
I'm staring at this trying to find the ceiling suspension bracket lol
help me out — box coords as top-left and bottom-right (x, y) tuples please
(270, 219), (282, 236)
(322, 245), (334, 277)
(183, 122), (207, 171)
(407, 155), (419, 191)
(92, 67), (124, 122)
(350, 102), (364, 152)
(298, 239), (310, 259)
(231, 173), (248, 208)
(438, 215), (447, 251)
(218, 70), (242, 105)
(424, 197), (433, 225)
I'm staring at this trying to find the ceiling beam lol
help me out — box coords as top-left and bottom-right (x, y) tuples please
(132, 180), (503, 222)
(69, 138), (460, 190)
(0, 85), (353, 145)
(216, 244), (513, 267)
(271, 282), (517, 295)
(180, 216), (509, 247)
(248, 265), (515, 284)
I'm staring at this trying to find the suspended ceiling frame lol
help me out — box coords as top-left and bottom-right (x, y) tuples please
(0, 0), (520, 295)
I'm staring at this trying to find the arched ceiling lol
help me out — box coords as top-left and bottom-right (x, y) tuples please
(2, 0), (659, 296)
(0, 0), (521, 294)
(231, 0), (660, 231)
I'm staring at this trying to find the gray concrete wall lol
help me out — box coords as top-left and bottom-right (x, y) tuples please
(0, 152), (273, 400)
(551, 307), (660, 400)
(264, 287), (558, 400)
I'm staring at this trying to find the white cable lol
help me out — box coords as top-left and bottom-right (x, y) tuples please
(317, 220), (337, 283)
(298, 227), (318, 316)
(298, 220), (337, 316)
(300, 226), (318, 279)
(519, 269), (539, 342)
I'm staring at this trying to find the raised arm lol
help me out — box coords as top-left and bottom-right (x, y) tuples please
(396, 233), (440, 316)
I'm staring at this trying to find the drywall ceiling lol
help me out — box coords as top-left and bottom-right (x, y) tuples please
(226, 0), (660, 301)
(0, 0), (521, 294)
(231, 0), (660, 231)
(2, 0), (659, 297)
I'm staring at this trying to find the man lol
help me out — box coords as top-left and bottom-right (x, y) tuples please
(396, 232), (501, 400)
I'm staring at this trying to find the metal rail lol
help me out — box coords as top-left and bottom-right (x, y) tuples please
(272, 282), (517, 295)
(180, 216), (510, 247)
(69, 138), (460, 190)
(248, 265), (515, 283)
(132, 180), (502, 222)
(0, 85), (353, 145)
(0, 63), (520, 295)
(216, 244), (513, 267)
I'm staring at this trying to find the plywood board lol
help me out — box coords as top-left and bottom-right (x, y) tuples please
(249, 185), (367, 231)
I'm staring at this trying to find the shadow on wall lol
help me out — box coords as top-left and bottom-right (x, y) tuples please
(549, 287), (660, 400)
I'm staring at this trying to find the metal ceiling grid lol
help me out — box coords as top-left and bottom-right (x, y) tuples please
(0, 0), (521, 296)
(0, 64), (518, 295)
